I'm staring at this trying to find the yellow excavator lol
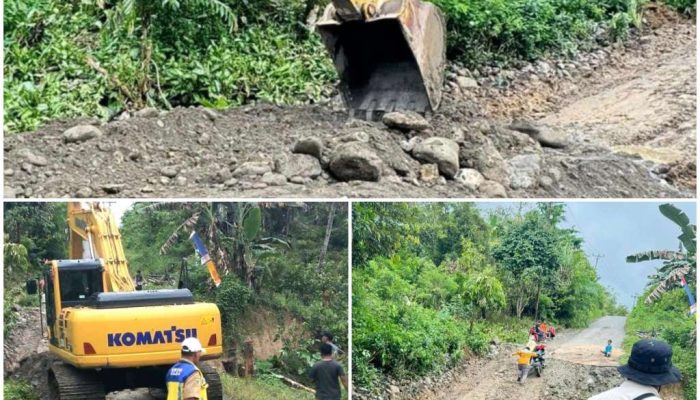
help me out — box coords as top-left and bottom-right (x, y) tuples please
(27, 202), (224, 399)
(316, 0), (446, 119)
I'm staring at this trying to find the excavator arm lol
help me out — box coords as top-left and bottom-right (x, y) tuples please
(67, 202), (135, 292)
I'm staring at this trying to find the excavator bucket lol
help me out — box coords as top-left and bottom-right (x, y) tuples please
(317, 0), (446, 119)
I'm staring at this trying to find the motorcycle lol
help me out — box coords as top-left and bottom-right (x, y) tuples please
(530, 350), (546, 377)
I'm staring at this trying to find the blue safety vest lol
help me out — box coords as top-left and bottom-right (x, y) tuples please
(166, 360), (208, 400)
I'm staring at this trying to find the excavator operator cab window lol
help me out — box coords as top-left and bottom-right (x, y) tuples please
(59, 268), (103, 305)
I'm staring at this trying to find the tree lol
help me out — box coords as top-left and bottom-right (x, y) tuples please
(4, 235), (30, 283)
(461, 268), (505, 331)
(626, 204), (697, 303)
(492, 211), (560, 318)
(3, 203), (68, 267)
(318, 203), (337, 271)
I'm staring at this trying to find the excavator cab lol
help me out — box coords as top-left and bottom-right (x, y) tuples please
(317, 0), (446, 119)
(54, 260), (104, 304)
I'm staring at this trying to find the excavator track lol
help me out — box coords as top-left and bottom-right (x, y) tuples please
(49, 362), (106, 400)
(201, 363), (223, 400)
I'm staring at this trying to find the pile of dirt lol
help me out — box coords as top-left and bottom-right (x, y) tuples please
(3, 7), (694, 199)
(4, 306), (48, 376)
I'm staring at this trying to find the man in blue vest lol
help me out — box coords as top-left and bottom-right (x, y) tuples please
(166, 337), (209, 400)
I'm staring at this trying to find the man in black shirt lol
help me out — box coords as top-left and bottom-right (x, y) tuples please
(309, 343), (347, 400)
(135, 270), (144, 291)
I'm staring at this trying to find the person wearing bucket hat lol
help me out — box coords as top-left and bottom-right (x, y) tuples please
(588, 339), (682, 400)
(166, 337), (209, 400)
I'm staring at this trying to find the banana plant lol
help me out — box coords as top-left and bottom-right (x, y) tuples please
(626, 204), (696, 303)
(154, 202), (289, 289)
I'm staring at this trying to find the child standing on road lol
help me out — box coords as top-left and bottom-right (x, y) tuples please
(602, 339), (613, 357)
(513, 346), (537, 384)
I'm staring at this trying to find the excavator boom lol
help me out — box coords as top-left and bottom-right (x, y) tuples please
(67, 202), (134, 292)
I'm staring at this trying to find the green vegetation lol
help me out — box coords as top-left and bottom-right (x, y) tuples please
(623, 289), (696, 400)
(353, 203), (623, 387)
(222, 374), (315, 400)
(5, 0), (693, 132)
(3, 203), (68, 335)
(121, 202), (348, 388)
(622, 203), (696, 399)
(3, 379), (39, 400)
(4, 0), (335, 133)
(431, 0), (644, 65)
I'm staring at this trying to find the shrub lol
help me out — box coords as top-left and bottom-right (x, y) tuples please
(663, 0), (696, 14)
(352, 257), (487, 385)
(429, 0), (639, 66)
(3, 0), (335, 133)
(4, 379), (38, 400)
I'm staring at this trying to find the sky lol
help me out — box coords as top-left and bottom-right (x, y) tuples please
(103, 200), (135, 226)
(476, 201), (696, 308)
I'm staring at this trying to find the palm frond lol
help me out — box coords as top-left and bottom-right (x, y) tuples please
(626, 250), (687, 263)
(645, 265), (692, 303)
(186, 0), (238, 32)
(160, 211), (201, 254)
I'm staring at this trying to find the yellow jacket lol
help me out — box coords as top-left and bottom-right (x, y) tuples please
(513, 350), (536, 365)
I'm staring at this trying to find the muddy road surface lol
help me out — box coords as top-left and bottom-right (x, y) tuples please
(3, 7), (695, 199)
(357, 316), (684, 400)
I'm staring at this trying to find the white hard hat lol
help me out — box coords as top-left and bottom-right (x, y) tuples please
(181, 337), (206, 354)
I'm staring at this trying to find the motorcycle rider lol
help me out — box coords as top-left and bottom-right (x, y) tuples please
(513, 346), (537, 384)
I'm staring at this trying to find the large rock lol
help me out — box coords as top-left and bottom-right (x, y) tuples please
(479, 180), (508, 198)
(63, 125), (103, 143)
(366, 129), (420, 176)
(133, 107), (160, 118)
(261, 172), (288, 186)
(293, 137), (324, 159)
(413, 137), (460, 177)
(508, 121), (568, 148)
(456, 76), (479, 89)
(329, 142), (383, 182)
(455, 168), (485, 191)
(26, 152), (48, 167)
(419, 164), (440, 184)
(276, 154), (322, 179)
(159, 166), (179, 178)
(508, 153), (543, 190)
(459, 130), (510, 186)
(382, 111), (430, 131)
(232, 161), (272, 177)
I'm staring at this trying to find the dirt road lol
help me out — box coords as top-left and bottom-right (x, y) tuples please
(359, 316), (683, 400)
(549, 316), (626, 367)
(3, 6), (695, 199)
(435, 317), (627, 400)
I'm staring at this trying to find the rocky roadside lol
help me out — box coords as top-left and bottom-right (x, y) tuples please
(353, 343), (624, 400)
